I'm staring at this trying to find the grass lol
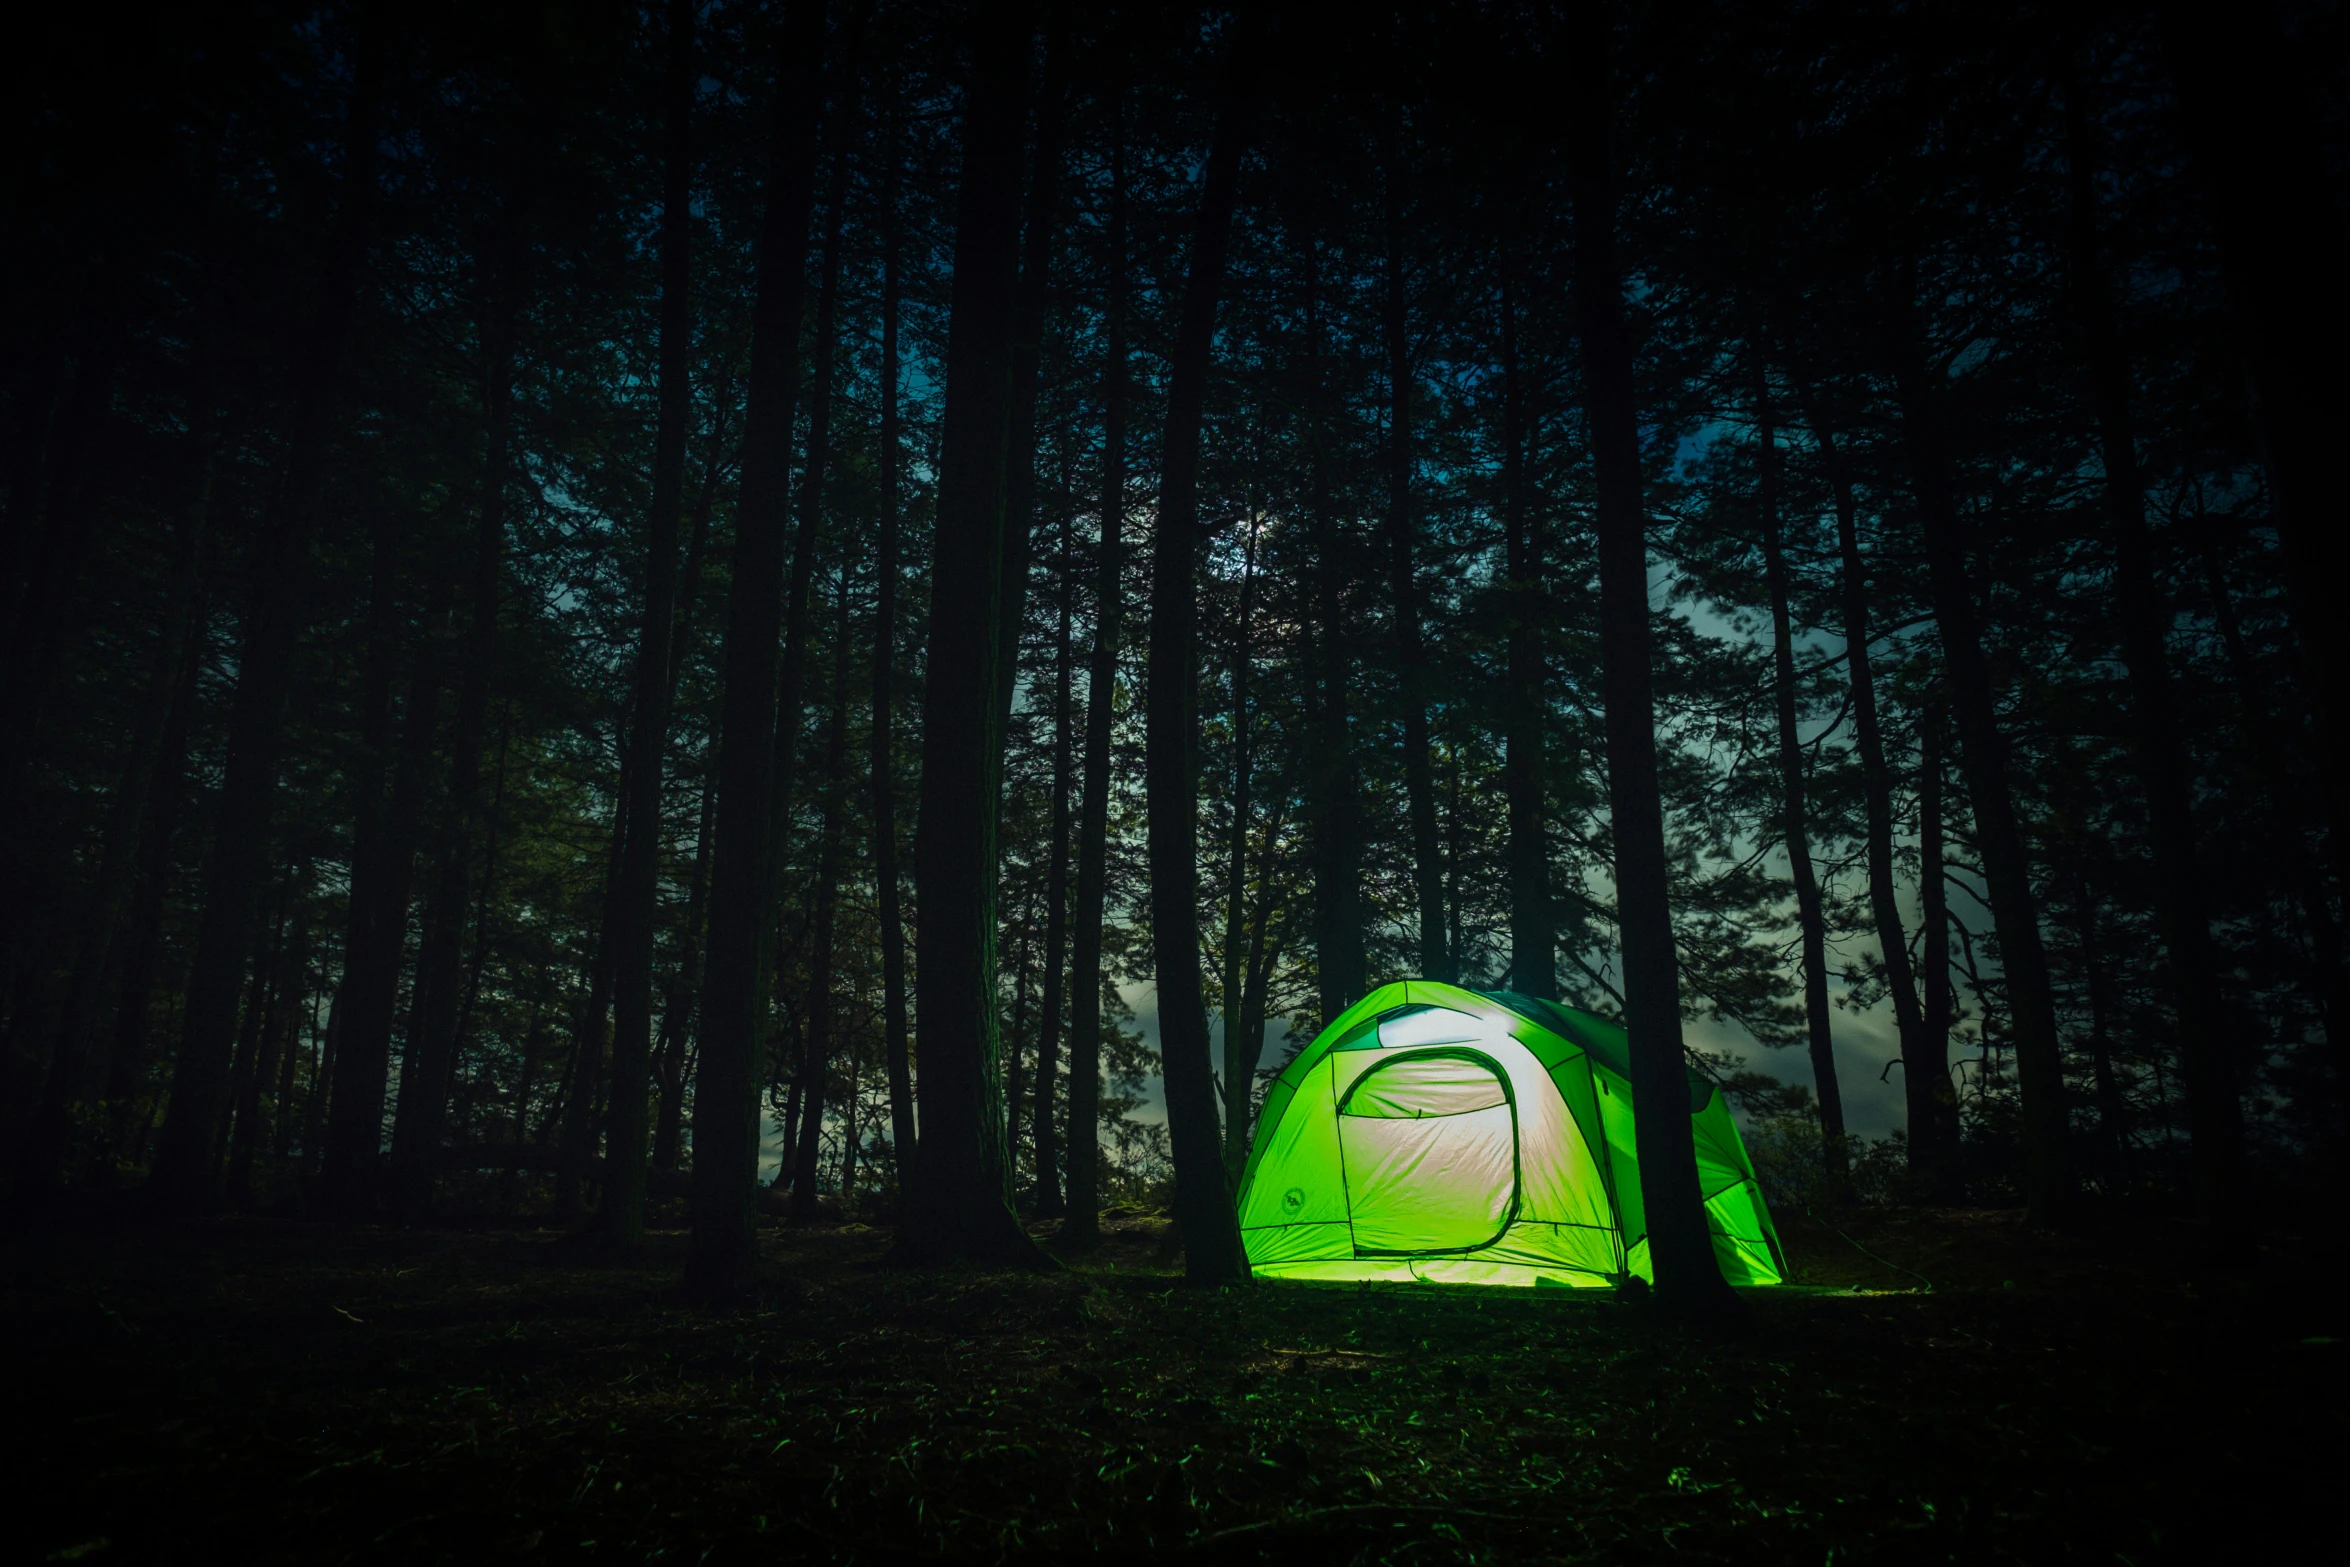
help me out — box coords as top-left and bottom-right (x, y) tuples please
(3, 1196), (2339, 1563)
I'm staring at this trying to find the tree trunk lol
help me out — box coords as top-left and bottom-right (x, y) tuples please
(230, 911), (304, 1204)
(2060, 66), (2240, 1221)
(1144, 25), (1255, 1287)
(1033, 500), (1075, 1215)
(1755, 343), (1845, 1185)
(2157, 0), (2350, 894)
(321, 537), (446, 1218)
(900, 0), (1047, 1269)
(386, 246), (522, 1221)
(601, 0), (697, 1248)
(1061, 94), (1127, 1250)
(871, 104), (916, 1184)
(1500, 269), (1552, 1000)
(558, 781), (627, 1225)
(790, 584), (852, 1218)
(1919, 703), (1956, 1156)
(1884, 284), (2074, 1226)
(655, 771), (715, 1173)
(147, 24), (379, 1213)
(1562, 0), (1739, 1320)
(1796, 376), (1944, 1187)
(990, 0), (1071, 773)
(1303, 238), (1366, 1024)
(1220, 511), (1263, 1178)
(687, 0), (825, 1303)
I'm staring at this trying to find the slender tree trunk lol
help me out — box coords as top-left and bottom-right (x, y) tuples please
(1884, 285), (2074, 1226)
(655, 772), (715, 1173)
(790, 584), (852, 1218)
(598, 0), (697, 1247)
(1061, 94), (1127, 1250)
(559, 782), (627, 1225)
(304, 987), (342, 1173)
(990, 0), (1071, 768)
(2157, 0), (2350, 893)
(387, 254), (521, 1221)
(1501, 270), (1552, 1001)
(322, 546), (448, 1218)
(1797, 378), (1944, 1186)
(1220, 512), (1262, 1178)
(2061, 69), (2241, 1221)
(1381, 141), (1444, 984)
(1303, 238), (1366, 1023)
(687, 0), (826, 1302)
(870, 105), (915, 1184)
(218, 915), (280, 1184)
(900, 0), (1047, 1269)
(1144, 26), (1255, 1286)
(1562, 0), (1738, 1320)
(147, 24), (379, 1212)
(1033, 501), (1075, 1215)
(1755, 344), (1845, 1183)
(230, 912), (304, 1203)
(272, 956), (311, 1167)
(2067, 866), (2131, 1180)
(1919, 703), (1956, 1156)
(107, 614), (205, 1155)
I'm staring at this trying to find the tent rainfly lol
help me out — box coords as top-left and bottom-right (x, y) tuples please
(1237, 982), (1784, 1288)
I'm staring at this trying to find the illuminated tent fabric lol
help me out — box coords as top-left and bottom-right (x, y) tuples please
(1237, 981), (1783, 1288)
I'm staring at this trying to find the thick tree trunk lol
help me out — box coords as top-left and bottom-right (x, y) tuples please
(1061, 101), (1127, 1250)
(1755, 347), (1845, 1183)
(687, 0), (825, 1302)
(899, 0), (1047, 1269)
(147, 26), (379, 1212)
(2157, 0), (2350, 893)
(1500, 271), (1552, 1000)
(1033, 505), (1075, 1215)
(1562, 0), (1738, 1320)
(2061, 70), (2240, 1221)
(1144, 27), (1255, 1286)
(1885, 289), (2074, 1226)
(601, 0), (697, 1247)
(871, 109), (916, 1183)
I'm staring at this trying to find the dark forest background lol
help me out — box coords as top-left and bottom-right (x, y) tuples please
(5, 0), (2346, 1303)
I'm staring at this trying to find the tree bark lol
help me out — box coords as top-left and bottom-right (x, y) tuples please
(1919, 702), (1956, 1153)
(147, 18), (379, 1212)
(1755, 344), (1845, 1184)
(1144, 24), (1255, 1286)
(687, 0), (826, 1302)
(2060, 65), (2240, 1221)
(1061, 95), (1128, 1249)
(1884, 285), (2074, 1226)
(600, 0), (697, 1247)
(899, 0), (1047, 1269)
(1562, 0), (1739, 1320)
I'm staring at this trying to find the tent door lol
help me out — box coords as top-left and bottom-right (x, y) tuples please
(1337, 1049), (1518, 1255)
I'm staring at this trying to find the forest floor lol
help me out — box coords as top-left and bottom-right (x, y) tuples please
(3, 1194), (2341, 1565)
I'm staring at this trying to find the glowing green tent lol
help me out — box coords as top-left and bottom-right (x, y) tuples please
(1237, 981), (1783, 1288)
